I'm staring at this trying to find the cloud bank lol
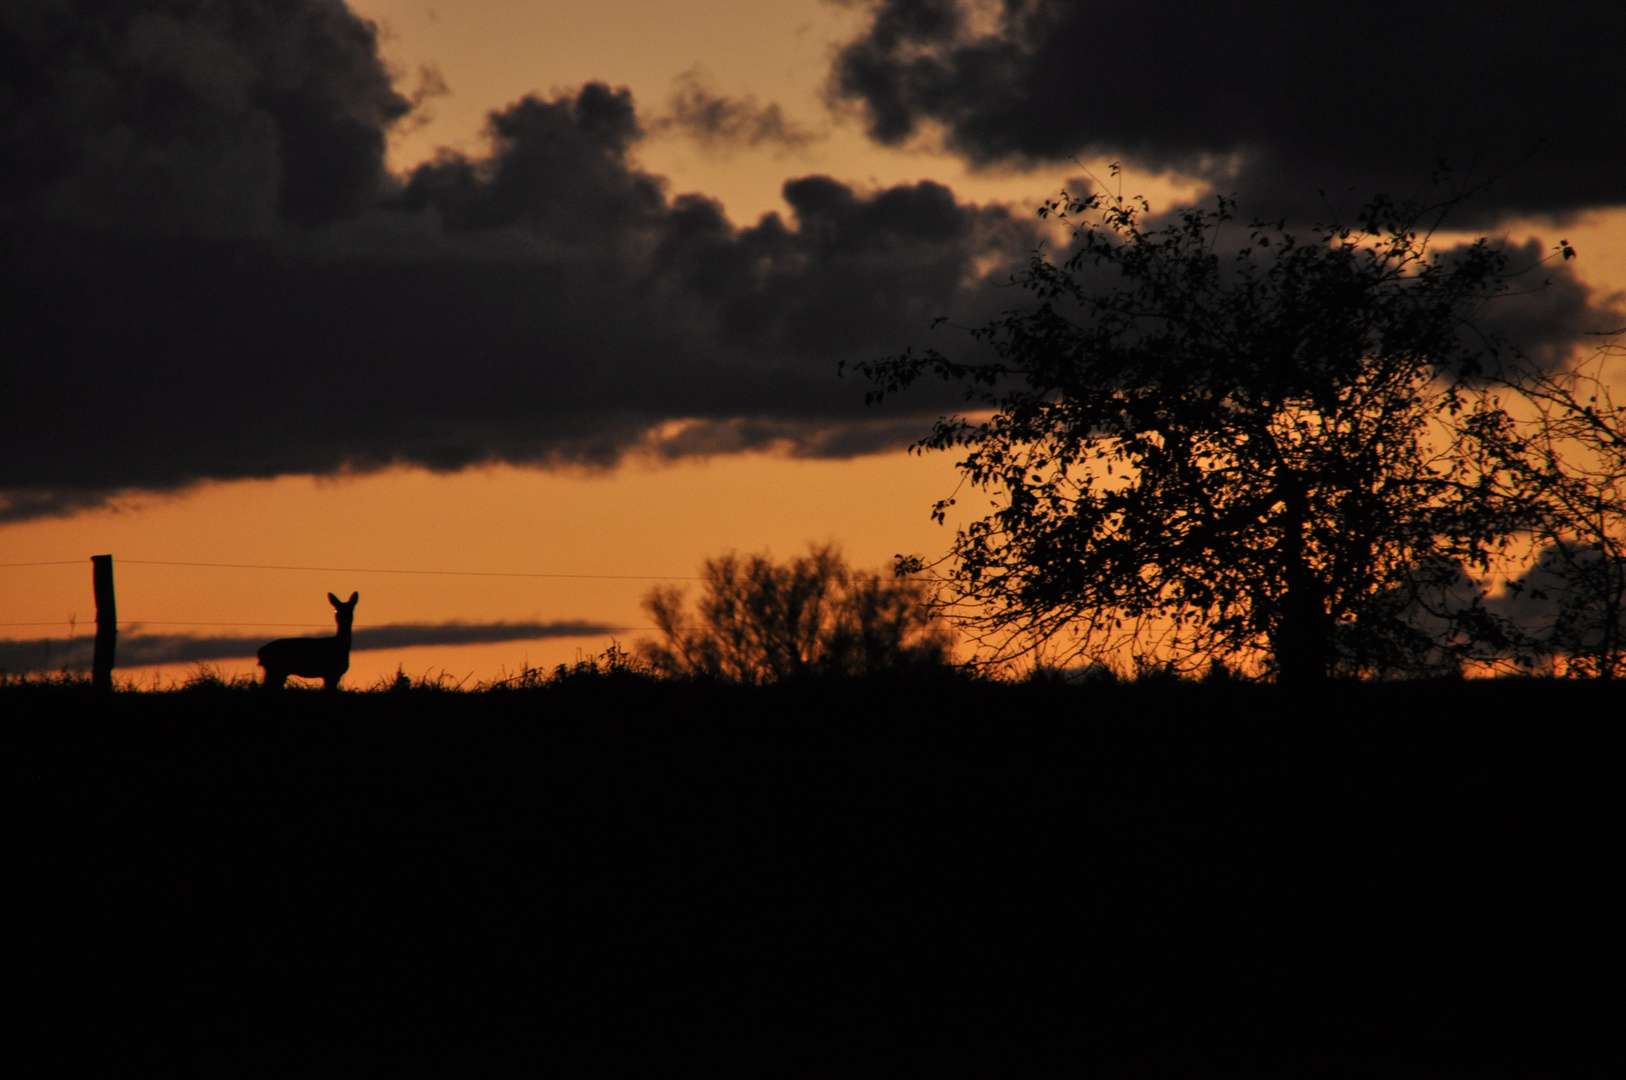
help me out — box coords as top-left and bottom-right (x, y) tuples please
(0, 620), (620, 672)
(1, 0), (1034, 519)
(1, 1), (1618, 521)
(832, 0), (1626, 222)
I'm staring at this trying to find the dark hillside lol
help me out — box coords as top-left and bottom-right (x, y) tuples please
(9, 679), (1621, 1070)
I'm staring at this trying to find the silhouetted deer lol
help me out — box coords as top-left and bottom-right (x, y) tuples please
(258, 592), (358, 690)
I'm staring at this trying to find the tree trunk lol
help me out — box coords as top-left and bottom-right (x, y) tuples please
(1271, 479), (1332, 686)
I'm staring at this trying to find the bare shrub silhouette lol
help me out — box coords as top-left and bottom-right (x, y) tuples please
(257, 592), (358, 690)
(640, 544), (953, 683)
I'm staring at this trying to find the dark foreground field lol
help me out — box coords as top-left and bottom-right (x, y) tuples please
(9, 677), (1622, 1071)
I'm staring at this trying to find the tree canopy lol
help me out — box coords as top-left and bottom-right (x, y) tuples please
(859, 187), (1553, 683)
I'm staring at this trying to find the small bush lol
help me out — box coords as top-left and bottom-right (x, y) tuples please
(640, 543), (954, 683)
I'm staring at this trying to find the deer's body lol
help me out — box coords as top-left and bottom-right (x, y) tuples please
(258, 592), (358, 690)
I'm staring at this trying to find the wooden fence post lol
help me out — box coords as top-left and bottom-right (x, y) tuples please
(92, 554), (116, 693)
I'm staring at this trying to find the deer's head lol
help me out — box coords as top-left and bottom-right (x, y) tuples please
(328, 591), (359, 630)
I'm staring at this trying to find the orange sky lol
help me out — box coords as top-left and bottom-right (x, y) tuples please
(1, 450), (979, 687)
(352, 0), (1180, 224)
(4, 0), (1624, 686)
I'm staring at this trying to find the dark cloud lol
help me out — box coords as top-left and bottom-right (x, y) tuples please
(655, 70), (820, 153)
(639, 416), (939, 460)
(831, 0), (1626, 222)
(0, 620), (620, 672)
(3, 1), (1615, 522)
(0, 489), (123, 526)
(1472, 240), (1626, 371)
(352, 621), (619, 650)
(0, 0), (408, 234)
(1, 1), (1036, 519)
(396, 81), (665, 239)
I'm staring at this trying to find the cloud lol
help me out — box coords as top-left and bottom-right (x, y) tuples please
(636, 416), (940, 460)
(1483, 543), (1626, 661)
(1, 1), (1034, 519)
(3, 1), (1616, 522)
(1472, 240), (1626, 372)
(830, 0), (1626, 222)
(0, 490), (127, 526)
(654, 70), (821, 154)
(1, 0), (409, 235)
(0, 620), (622, 672)
(352, 621), (619, 650)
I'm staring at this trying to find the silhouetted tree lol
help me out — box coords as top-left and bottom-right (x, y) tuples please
(640, 544), (953, 682)
(859, 186), (1534, 683)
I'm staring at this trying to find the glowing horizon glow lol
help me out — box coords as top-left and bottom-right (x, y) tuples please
(0, 452), (977, 686)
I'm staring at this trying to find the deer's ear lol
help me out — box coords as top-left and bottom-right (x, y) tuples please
(328, 592), (341, 607)
(348, 591), (359, 604)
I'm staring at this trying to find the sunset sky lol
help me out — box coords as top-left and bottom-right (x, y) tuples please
(4, 0), (1624, 685)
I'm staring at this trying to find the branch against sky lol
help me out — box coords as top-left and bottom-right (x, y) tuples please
(1477, 338), (1626, 677)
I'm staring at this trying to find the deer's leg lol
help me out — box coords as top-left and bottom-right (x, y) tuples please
(322, 674), (340, 691)
(263, 669), (288, 690)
